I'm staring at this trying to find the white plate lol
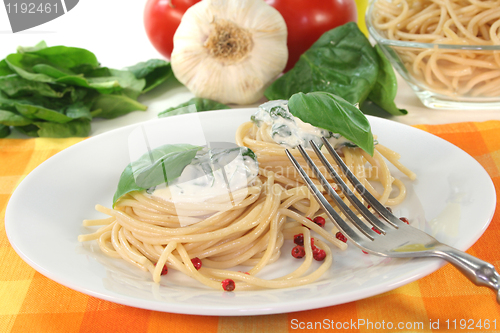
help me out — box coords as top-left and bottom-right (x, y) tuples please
(5, 109), (496, 316)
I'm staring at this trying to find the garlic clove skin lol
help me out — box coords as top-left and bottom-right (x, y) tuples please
(171, 0), (288, 105)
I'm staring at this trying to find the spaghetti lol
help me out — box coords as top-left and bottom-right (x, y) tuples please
(79, 103), (416, 291)
(371, 0), (500, 97)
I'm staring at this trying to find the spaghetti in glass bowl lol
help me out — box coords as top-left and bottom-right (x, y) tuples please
(366, 0), (500, 110)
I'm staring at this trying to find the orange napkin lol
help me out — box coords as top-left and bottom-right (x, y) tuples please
(1, 121), (499, 333)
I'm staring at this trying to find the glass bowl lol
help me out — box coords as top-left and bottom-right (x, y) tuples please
(366, 0), (500, 110)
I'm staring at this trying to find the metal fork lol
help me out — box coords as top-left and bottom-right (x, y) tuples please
(285, 137), (500, 304)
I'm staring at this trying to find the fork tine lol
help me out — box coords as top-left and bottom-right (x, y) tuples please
(291, 143), (500, 304)
(308, 140), (390, 233)
(286, 147), (377, 242)
(321, 137), (404, 228)
(284, 149), (368, 244)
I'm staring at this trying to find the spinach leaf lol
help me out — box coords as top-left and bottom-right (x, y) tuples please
(16, 41), (48, 53)
(14, 103), (74, 123)
(0, 60), (15, 77)
(364, 45), (407, 116)
(0, 74), (71, 98)
(265, 22), (380, 105)
(265, 23), (405, 117)
(0, 89), (94, 123)
(126, 59), (173, 93)
(0, 41), (173, 138)
(113, 144), (203, 205)
(108, 69), (146, 99)
(14, 124), (39, 137)
(55, 74), (119, 94)
(0, 124), (10, 138)
(5, 53), (56, 83)
(53, 68), (145, 97)
(288, 91), (374, 155)
(0, 110), (32, 126)
(91, 94), (147, 119)
(64, 99), (94, 121)
(32, 64), (77, 79)
(34, 119), (91, 137)
(20, 44), (100, 70)
(158, 97), (230, 118)
(75, 66), (111, 77)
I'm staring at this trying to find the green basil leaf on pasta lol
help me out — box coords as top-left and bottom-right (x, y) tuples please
(288, 91), (374, 155)
(113, 144), (204, 206)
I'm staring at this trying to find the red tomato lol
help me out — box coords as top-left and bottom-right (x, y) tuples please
(265, 0), (358, 72)
(144, 0), (201, 59)
(144, 0), (357, 72)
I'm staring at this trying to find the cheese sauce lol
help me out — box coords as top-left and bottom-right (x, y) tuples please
(151, 147), (259, 203)
(251, 100), (353, 149)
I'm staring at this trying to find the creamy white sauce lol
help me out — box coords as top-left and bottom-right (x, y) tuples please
(151, 147), (259, 203)
(251, 100), (353, 149)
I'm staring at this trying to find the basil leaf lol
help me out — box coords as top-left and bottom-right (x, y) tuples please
(364, 45), (407, 116)
(113, 144), (203, 205)
(158, 98), (230, 118)
(265, 22), (380, 105)
(288, 92), (374, 155)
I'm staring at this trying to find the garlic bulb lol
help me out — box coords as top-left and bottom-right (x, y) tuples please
(171, 0), (288, 105)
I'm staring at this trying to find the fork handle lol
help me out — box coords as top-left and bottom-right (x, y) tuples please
(436, 245), (500, 303)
